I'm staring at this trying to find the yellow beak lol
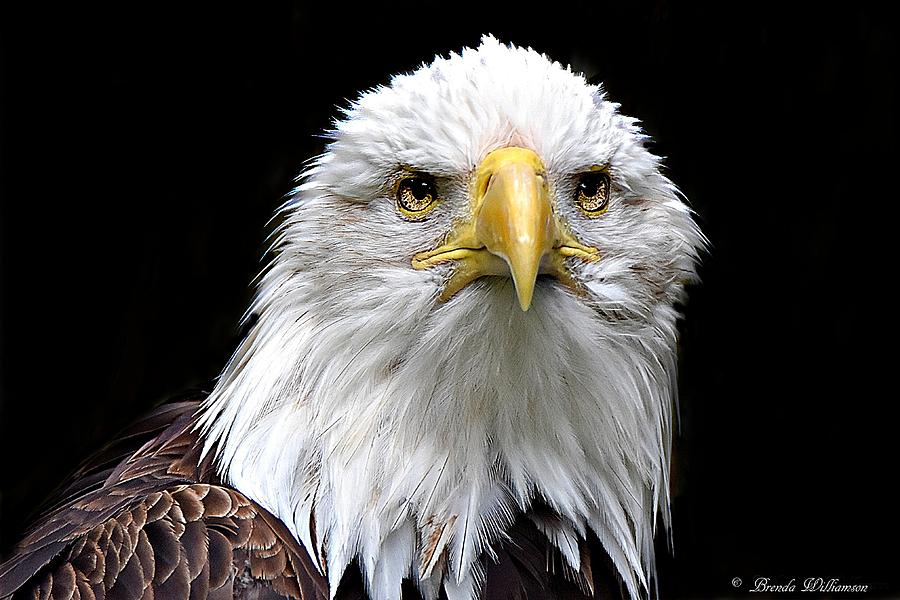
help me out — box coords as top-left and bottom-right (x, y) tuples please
(473, 147), (554, 310)
(412, 147), (598, 311)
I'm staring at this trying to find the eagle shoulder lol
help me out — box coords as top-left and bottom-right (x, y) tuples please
(0, 398), (328, 600)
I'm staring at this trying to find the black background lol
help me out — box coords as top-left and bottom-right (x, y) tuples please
(1, 2), (897, 598)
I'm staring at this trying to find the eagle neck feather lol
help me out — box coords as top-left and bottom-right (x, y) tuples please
(198, 241), (678, 600)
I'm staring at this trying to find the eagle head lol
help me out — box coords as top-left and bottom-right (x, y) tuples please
(199, 36), (704, 600)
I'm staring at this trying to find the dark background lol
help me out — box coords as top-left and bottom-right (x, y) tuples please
(1, 2), (897, 598)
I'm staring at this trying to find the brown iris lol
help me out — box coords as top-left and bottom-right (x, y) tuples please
(397, 176), (437, 216)
(575, 171), (611, 214)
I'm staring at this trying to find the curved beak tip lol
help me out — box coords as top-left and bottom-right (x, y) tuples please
(508, 261), (538, 312)
(517, 292), (533, 312)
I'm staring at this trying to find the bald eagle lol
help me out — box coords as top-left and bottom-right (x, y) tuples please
(0, 36), (704, 600)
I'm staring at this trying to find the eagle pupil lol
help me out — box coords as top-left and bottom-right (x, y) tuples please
(579, 176), (599, 197)
(410, 179), (432, 200)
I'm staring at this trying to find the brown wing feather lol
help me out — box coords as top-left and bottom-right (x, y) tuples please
(0, 398), (328, 600)
(2, 398), (628, 600)
(481, 512), (627, 600)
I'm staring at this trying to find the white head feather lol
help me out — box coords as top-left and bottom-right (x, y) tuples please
(198, 36), (704, 600)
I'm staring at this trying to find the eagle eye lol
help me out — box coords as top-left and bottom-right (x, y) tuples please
(397, 176), (437, 217)
(575, 170), (611, 215)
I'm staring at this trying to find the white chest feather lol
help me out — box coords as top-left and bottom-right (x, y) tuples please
(198, 273), (679, 600)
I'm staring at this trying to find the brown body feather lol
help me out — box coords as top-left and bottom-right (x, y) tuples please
(0, 399), (625, 600)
